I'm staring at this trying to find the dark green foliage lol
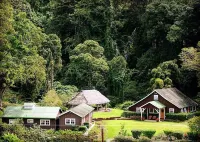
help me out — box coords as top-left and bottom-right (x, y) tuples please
(83, 122), (89, 129)
(187, 132), (199, 141)
(142, 130), (156, 139)
(131, 130), (143, 139)
(116, 101), (134, 110)
(78, 126), (87, 132)
(114, 135), (135, 142)
(138, 136), (151, 142)
(165, 113), (188, 121)
(164, 130), (183, 140)
(122, 111), (146, 118)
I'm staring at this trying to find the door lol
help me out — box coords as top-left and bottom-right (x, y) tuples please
(160, 108), (165, 119)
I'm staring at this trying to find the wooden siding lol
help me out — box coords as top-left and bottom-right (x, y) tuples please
(129, 92), (181, 113)
(2, 118), (56, 129)
(59, 112), (82, 130)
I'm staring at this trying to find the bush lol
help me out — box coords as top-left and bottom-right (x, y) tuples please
(142, 130), (156, 139)
(116, 101), (134, 110)
(122, 111), (146, 118)
(165, 113), (188, 121)
(163, 130), (173, 137)
(2, 133), (21, 142)
(114, 135), (135, 142)
(83, 122), (89, 128)
(138, 136), (151, 142)
(188, 116), (200, 133)
(172, 132), (183, 139)
(78, 126), (87, 132)
(131, 130), (143, 139)
(187, 132), (199, 141)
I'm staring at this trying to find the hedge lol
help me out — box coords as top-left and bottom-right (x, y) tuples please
(122, 111), (147, 118)
(114, 135), (135, 142)
(165, 111), (200, 121)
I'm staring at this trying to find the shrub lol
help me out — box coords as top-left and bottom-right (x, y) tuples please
(187, 132), (199, 141)
(163, 130), (173, 137)
(142, 130), (156, 139)
(116, 101), (134, 110)
(122, 111), (146, 118)
(138, 136), (151, 142)
(114, 135), (135, 142)
(83, 122), (89, 128)
(188, 116), (200, 133)
(172, 132), (183, 139)
(131, 130), (143, 139)
(165, 113), (188, 121)
(78, 126), (87, 132)
(2, 133), (21, 142)
(71, 125), (79, 131)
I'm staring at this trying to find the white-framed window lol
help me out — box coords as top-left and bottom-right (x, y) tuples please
(65, 118), (76, 125)
(9, 119), (16, 124)
(27, 119), (34, 124)
(190, 106), (193, 112)
(184, 108), (187, 112)
(136, 107), (140, 113)
(40, 119), (50, 126)
(154, 95), (158, 100)
(169, 108), (174, 113)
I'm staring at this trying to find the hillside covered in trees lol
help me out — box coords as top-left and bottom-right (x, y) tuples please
(0, 0), (200, 107)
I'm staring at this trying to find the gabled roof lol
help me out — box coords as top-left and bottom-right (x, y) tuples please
(141, 101), (166, 109)
(2, 106), (60, 119)
(68, 90), (110, 105)
(59, 103), (94, 118)
(128, 88), (198, 109)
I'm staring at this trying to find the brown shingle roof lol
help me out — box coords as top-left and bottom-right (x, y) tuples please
(68, 90), (110, 105)
(155, 88), (198, 108)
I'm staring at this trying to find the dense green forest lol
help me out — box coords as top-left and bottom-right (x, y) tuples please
(0, 0), (200, 107)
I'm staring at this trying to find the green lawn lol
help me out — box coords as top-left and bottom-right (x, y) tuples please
(93, 109), (124, 118)
(95, 120), (189, 139)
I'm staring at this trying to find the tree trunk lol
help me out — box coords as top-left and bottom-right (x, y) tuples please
(0, 87), (6, 109)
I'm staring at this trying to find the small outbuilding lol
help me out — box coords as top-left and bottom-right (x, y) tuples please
(67, 90), (110, 109)
(2, 103), (61, 129)
(58, 103), (94, 130)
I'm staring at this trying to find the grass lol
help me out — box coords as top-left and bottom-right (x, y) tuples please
(94, 120), (189, 139)
(93, 109), (124, 118)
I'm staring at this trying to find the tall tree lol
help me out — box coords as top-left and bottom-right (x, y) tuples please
(63, 40), (109, 90)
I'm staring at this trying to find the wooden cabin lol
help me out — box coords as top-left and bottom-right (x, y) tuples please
(58, 103), (94, 130)
(128, 88), (198, 121)
(2, 103), (61, 129)
(68, 90), (110, 110)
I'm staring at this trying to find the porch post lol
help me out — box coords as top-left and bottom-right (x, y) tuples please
(140, 108), (143, 121)
(164, 108), (165, 120)
(158, 108), (160, 122)
(147, 108), (148, 120)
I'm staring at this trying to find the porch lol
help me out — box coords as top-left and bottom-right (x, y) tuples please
(140, 101), (166, 122)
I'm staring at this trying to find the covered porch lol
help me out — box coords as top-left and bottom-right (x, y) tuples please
(140, 101), (166, 122)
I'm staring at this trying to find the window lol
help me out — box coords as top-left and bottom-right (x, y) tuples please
(193, 106), (196, 111)
(40, 119), (50, 126)
(9, 119), (16, 124)
(154, 95), (158, 100)
(169, 108), (174, 113)
(27, 119), (34, 123)
(184, 108), (187, 113)
(136, 107), (140, 113)
(65, 118), (76, 125)
(149, 108), (154, 113)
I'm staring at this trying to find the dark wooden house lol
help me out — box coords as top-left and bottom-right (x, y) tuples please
(128, 88), (198, 121)
(2, 103), (61, 129)
(59, 103), (94, 130)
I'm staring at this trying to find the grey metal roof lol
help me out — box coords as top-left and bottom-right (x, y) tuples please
(68, 90), (110, 105)
(155, 88), (198, 108)
(59, 103), (94, 117)
(2, 106), (60, 119)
